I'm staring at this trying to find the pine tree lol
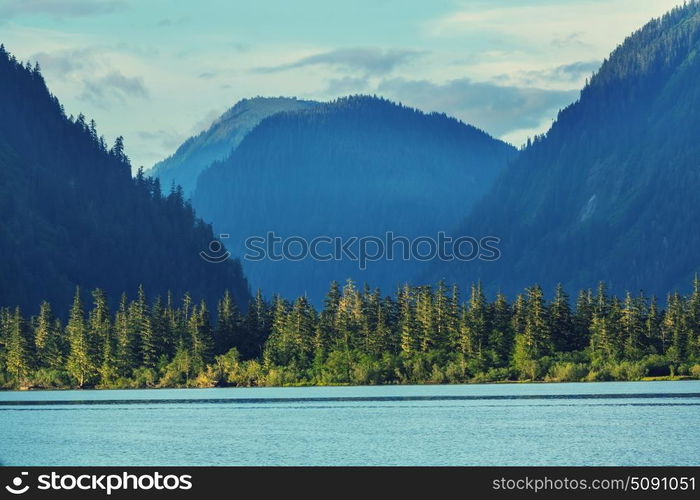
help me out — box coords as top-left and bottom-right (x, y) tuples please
(288, 295), (315, 366)
(664, 292), (688, 363)
(573, 289), (594, 350)
(371, 298), (392, 356)
(33, 301), (64, 369)
(549, 284), (574, 352)
(433, 280), (450, 347)
(114, 293), (137, 377)
(489, 292), (513, 365)
(215, 290), (240, 355)
(242, 289), (270, 359)
(398, 285), (415, 355)
(513, 285), (552, 377)
(66, 288), (96, 387)
(415, 286), (435, 352)
(150, 296), (172, 361)
(188, 300), (214, 371)
(337, 280), (362, 353)
(621, 292), (645, 360)
(88, 289), (115, 384)
(466, 282), (489, 359)
(687, 274), (700, 359)
(646, 296), (662, 353)
(590, 296), (622, 364)
(5, 307), (31, 385)
(263, 296), (289, 366)
(446, 284), (461, 348)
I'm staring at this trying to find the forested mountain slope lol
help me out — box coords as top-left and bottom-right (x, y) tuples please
(429, 2), (700, 299)
(193, 95), (517, 301)
(0, 45), (249, 313)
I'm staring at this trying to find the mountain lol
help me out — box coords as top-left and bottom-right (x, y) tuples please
(193, 95), (517, 301)
(151, 97), (318, 195)
(0, 45), (249, 313)
(428, 2), (700, 299)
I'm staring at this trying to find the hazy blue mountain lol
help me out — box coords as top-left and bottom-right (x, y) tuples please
(151, 97), (318, 195)
(193, 95), (517, 301)
(0, 45), (249, 313)
(429, 3), (700, 299)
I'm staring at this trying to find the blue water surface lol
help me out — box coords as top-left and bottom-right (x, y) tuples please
(0, 381), (698, 465)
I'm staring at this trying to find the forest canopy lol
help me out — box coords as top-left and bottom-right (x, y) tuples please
(2, 278), (699, 390)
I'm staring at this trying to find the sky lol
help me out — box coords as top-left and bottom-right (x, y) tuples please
(0, 0), (687, 170)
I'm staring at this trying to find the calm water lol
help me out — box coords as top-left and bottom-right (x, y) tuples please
(0, 381), (698, 466)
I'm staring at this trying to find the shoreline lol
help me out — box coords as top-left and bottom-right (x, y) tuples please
(4, 375), (698, 393)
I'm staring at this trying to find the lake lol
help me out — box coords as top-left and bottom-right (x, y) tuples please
(0, 381), (698, 466)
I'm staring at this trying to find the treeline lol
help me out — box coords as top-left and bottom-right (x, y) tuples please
(0, 44), (249, 316)
(1, 279), (700, 389)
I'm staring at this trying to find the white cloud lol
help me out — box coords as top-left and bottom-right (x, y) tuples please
(426, 0), (686, 60)
(0, 0), (127, 19)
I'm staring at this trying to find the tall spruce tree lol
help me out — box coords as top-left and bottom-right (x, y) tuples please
(66, 288), (96, 387)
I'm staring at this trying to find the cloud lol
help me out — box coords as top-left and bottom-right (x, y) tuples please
(137, 129), (185, 151)
(377, 77), (578, 138)
(189, 109), (221, 135)
(547, 60), (600, 80)
(426, 1), (685, 54)
(323, 76), (369, 96)
(79, 70), (148, 106)
(551, 32), (591, 49)
(255, 47), (423, 77)
(498, 60), (601, 87)
(0, 0), (127, 19)
(30, 47), (98, 78)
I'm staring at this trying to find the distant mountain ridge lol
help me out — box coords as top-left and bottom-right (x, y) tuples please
(0, 45), (250, 313)
(193, 95), (517, 301)
(151, 97), (318, 195)
(428, 2), (700, 298)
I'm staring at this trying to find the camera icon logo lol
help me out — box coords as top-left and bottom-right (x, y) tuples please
(200, 234), (231, 263)
(5, 472), (29, 494)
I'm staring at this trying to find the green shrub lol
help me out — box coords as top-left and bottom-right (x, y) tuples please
(640, 355), (671, 377)
(610, 361), (646, 381)
(585, 367), (614, 382)
(545, 362), (589, 382)
(30, 368), (71, 389)
(131, 367), (158, 388)
(472, 367), (514, 383)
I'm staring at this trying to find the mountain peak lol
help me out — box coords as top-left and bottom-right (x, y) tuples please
(151, 96), (319, 195)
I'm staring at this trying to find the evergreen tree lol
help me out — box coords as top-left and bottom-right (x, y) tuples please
(398, 285), (415, 355)
(5, 307), (31, 385)
(132, 285), (156, 369)
(573, 289), (594, 350)
(215, 290), (240, 355)
(242, 289), (270, 359)
(646, 296), (662, 353)
(415, 286), (435, 352)
(114, 293), (137, 377)
(621, 292), (645, 360)
(489, 292), (513, 365)
(513, 285), (552, 377)
(664, 292), (688, 363)
(33, 301), (64, 369)
(188, 300), (214, 371)
(88, 289), (115, 384)
(66, 288), (96, 386)
(549, 284), (574, 352)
